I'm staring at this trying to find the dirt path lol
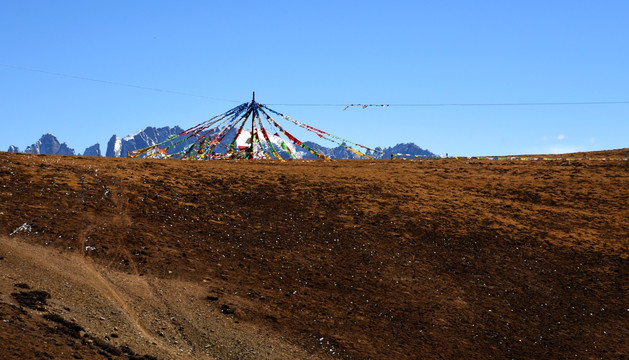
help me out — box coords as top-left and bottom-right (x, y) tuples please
(0, 235), (317, 359)
(71, 182), (165, 349)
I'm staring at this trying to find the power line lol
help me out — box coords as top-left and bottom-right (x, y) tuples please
(3, 63), (629, 108)
(0, 63), (241, 103)
(391, 101), (629, 106)
(268, 101), (629, 107)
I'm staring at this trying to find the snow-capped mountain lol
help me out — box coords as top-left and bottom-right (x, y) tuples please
(106, 126), (187, 157)
(300, 141), (365, 159)
(379, 143), (435, 159)
(297, 141), (434, 159)
(6, 126), (436, 159)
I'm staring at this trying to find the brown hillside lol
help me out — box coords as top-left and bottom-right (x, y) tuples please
(0, 152), (628, 359)
(519, 147), (629, 158)
(565, 147), (629, 157)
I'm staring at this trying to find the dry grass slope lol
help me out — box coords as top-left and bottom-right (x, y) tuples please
(0, 150), (628, 359)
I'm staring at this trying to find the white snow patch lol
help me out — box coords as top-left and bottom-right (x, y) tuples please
(236, 130), (252, 149)
(113, 136), (122, 157)
(10, 223), (32, 236)
(123, 130), (143, 141)
(236, 130), (305, 159)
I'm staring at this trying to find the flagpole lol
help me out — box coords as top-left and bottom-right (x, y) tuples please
(249, 91), (256, 159)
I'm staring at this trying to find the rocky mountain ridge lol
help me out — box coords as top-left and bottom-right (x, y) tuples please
(17, 134), (77, 156)
(6, 126), (436, 159)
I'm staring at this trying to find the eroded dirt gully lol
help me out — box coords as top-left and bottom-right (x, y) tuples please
(0, 151), (628, 359)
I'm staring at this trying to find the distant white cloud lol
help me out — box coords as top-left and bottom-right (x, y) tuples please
(557, 134), (566, 141)
(589, 137), (596, 143)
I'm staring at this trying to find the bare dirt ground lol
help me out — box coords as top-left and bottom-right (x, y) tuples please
(0, 150), (627, 359)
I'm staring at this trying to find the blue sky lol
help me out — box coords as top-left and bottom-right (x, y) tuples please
(1, 1), (628, 156)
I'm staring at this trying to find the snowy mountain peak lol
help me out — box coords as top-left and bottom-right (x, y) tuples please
(8, 127), (434, 160)
(106, 126), (185, 158)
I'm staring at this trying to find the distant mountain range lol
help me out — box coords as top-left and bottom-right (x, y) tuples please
(6, 126), (436, 159)
(8, 134), (77, 156)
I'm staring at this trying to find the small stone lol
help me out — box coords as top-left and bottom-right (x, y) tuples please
(220, 304), (235, 315)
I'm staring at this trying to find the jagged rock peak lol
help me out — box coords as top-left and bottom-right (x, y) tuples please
(24, 134), (75, 155)
(299, 141), (435, 159)
(83, 143), (101, 157)
(106, 135), (122, 157)
(7, 145), (20, 153)
(380, 142), (433, 158)
(106, 126), (185, 157)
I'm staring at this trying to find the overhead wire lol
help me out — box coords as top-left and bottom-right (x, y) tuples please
(3, 63), (629, 108)
(0, 63), (241, 103)
(267, 101), (629, 107)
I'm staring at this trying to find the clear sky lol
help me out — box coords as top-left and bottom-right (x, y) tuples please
(1, 1), (628, 156)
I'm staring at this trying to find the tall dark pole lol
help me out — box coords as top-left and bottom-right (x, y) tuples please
(249, 91), (256, 159)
